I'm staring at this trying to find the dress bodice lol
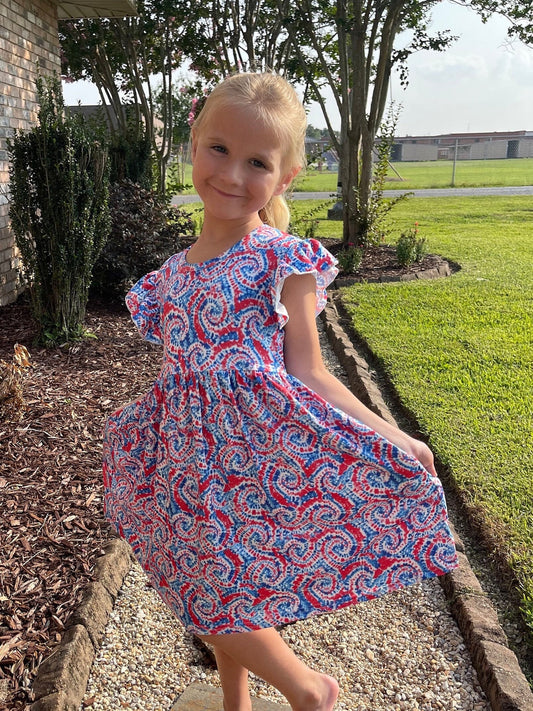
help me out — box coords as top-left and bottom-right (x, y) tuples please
(126, 226), (338, 375)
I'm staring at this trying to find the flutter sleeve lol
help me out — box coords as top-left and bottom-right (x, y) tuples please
(125, 269), (163, 345)
(273, 237), (338, 327)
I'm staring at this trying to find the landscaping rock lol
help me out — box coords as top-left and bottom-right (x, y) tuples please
(92, 538), (132, 599)
(67, 581), (115, 648)
(171, 682), (291, 710)
(472, 639), (533, 711)
(31, 625), (93, 709)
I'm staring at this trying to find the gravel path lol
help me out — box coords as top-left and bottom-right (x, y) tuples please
(81, 324), (490, 711)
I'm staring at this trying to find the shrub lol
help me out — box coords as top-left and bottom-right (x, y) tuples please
(288, 198), (335, 239)
(165, 158), (193, 196)
(8, 74), (110, 345)
(396, 224), (427, 267)
(351, 104), (412, 248)
(91, 180), (195, 298)
(337, 244), (363, 274)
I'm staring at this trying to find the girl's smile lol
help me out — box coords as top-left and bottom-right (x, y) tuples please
(191, 105), (295, 235)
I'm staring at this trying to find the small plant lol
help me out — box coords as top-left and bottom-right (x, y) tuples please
(336, 244), (363, 274)
(304, 219), (318, 240)
(187, 205), (204, 236)
(396, 223), (428, 267)
(91, 180), (195, 298)
(0, 344), (31, 422)
(288, 198), (336, 238)
(165, 159), (193, 197)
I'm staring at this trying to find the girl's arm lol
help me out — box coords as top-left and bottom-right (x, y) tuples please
(281, 273), (438, 476)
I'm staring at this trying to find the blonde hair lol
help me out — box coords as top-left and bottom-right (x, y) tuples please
(192, 72), (307, 232)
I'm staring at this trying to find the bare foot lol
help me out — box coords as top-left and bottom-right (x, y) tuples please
(223, 699), (252, 711)
(318, 674), (339, 711)
(291, 673), (339, 711)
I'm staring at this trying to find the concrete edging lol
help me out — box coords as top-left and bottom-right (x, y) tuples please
(333, 260), (452, 287)
(30, 538), (133, 711)
(320, 296), (533, 711)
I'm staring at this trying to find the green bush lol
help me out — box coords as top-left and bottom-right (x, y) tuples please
(396, 224), (427, 267)
(337, 244), (363, 274)
(91, 180), (195, 298)
(8, 74), (110, 345)
(165, 158), (193, 196)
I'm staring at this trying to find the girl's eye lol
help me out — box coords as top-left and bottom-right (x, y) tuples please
(251, 158), (266, 169)
(212, 144), (227, 154)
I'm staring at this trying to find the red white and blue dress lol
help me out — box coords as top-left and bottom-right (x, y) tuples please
(103, 224), (458, 635)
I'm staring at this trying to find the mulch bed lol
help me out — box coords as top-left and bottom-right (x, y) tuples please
(0, 299), (162, 709)
(0, 243), (450, 709)
(322, 240), (454, 282)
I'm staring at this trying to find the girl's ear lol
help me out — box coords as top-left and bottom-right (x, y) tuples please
(274, 166), (301, 196)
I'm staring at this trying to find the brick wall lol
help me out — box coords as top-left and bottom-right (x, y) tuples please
(0, 0), (60, 306)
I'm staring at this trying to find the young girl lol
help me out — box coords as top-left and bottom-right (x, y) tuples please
(103, 72), (458, 711)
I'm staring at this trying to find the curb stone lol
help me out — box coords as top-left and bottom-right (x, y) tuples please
(29, 299), (533, 711)
(332, 260), (452, 288)
(320, 296), (533, 711)
(30, 538), (133, 711)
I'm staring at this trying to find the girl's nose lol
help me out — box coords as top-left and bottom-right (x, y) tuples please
(221, 160), (242, 186)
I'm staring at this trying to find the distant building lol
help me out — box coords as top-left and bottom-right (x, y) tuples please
(305, 137), (339, 171)
(390, 131), (533, 162)
(66, 104), (164, 143)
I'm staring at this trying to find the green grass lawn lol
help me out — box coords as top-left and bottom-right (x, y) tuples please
(335, 196), (533, 644)
(175, 157), (533, 195)
(379, 157), (533, 190)
(294, 157), (533, 192)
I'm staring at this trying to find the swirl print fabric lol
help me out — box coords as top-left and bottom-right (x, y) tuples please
(103, 225), (458, 635)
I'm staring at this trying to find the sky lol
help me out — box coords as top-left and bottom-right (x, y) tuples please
(62, 1), (533, 138)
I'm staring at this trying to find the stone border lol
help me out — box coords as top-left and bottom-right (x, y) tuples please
(171, 682), (290, 710)
(328, 247), (462, 290)
(29, 297), (532, 711)
(333, 259), (452, 288)
(30, 538), (133, 711)
(320, 297), (533, 711)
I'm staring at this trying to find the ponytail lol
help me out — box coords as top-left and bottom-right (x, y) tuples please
(260, 194), (291, 232)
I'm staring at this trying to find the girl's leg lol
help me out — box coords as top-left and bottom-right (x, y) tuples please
(212, 646), (252, 711)
(198, 627), (339, 711)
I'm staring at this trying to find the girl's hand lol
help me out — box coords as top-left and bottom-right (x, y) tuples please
(402, 437), (438, 477)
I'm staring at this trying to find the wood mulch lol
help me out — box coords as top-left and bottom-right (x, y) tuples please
(0, 243), (450, 709)
(0, 299), (162, 709)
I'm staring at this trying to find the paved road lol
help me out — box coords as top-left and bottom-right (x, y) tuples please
(171, 185), (533, 205)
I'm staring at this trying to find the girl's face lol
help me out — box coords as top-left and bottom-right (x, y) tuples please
(191, 104), (297, 231)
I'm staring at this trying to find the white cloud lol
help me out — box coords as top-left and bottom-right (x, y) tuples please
(392, 2), (533, 135)
(409, 52), (490, 83)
